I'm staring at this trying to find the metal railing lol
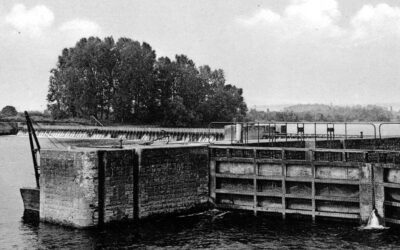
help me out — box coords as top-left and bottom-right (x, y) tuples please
(209, 121), (378, 145)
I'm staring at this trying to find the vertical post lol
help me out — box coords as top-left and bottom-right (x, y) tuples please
(373, 165), (385, 223)
(359, 160), (373, 224)
(25, 112), (40, 189)
(282, 149), (286, 219)
(133, 150), (139, 221)
(98, 151), (105, 227)
(209, 160), (217, 204)
(311, 150), (316, 222)
(253, 149), (257, 216)
(285, 123), (288, 142)
(314, 123), (317, 145)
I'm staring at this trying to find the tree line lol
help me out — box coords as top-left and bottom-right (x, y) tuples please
(47, 37), (247, 127)
(247, 104), (394, 122)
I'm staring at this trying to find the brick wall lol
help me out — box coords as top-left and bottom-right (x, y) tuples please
(40, 149), (99, 228)
(137, 146), (209, 218)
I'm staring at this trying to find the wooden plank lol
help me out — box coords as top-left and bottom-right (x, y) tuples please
(315, 196), (359, 203)
(384, 201), (400, 207)
(256, 175), (283, 181)
(213, 157), (253, 163)
(314, 179), (359, 185)
(383, 182), (400, 188)
(256, 192), (283, 197)
(216, 204), (254, 211)
(285, 194), (311, 199)
(215, 173), (254, 180)
(315, 211), (360, 219)
(285, 209), (313, 215)
(314, 161), (363, 167)
(385, 217), (400, 225)
(256, 207), (283, 213)
(286, 177), (314, 182)
(215, 189), (254, 196)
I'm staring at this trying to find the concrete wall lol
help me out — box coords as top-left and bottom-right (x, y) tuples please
(100, 150), (136, 223)
(40, 150), (100, 228)
(137, 146), (209, 218)
(39, 145), (209, 228)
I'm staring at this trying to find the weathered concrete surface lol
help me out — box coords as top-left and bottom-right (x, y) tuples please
(40, 149), (100, 228)
(359, 164), (373, 223)
(137, 145), (209, 218)
(101, 150), (136, 223)
(39, 144), (209, 227)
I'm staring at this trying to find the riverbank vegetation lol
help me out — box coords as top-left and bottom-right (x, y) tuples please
(47, 37), (247, 127)
(247, 104), (396, 123)
(2, 103), (398, 126)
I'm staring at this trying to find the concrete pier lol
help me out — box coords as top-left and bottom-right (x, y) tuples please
(39, 144), (208, 228)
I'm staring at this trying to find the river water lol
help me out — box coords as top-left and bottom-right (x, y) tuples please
(2, 135), (400, 249)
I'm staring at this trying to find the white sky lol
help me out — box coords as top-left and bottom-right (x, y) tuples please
(0, 0), (400, 111)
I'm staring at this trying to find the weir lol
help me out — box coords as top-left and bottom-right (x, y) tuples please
(17, 125), (225, 143)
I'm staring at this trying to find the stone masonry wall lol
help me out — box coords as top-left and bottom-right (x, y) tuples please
(137, 146), (209, 218)
(40, 149), (99, 228)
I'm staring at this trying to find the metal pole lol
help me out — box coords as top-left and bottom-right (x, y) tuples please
(25, 112), (40, 189)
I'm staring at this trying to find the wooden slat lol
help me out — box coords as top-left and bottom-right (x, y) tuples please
(256, 207), (283, 213)
(285, 209), (312, 215)
(385, 217), (400, 225)
(215, 173), (254, 179)
(314, 179), (359, 185)
(315, 196), (359, 203)
(383, 182), (400, 188)
(215, 189), (254, 196)
(286, 177), (313, 182)
(285, 194), (312, 199)
(256, 175), (283, 181)
(384, 201), (400, 207)
(315, 211), (360, 219)
(256, 192), (283, 197)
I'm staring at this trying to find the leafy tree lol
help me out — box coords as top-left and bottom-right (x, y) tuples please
(47, 36), (247, 126)
(1, 105), (18, 117)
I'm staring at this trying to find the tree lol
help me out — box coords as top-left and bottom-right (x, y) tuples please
(47, 36), (248, 126)
(1, 105), (18, 117)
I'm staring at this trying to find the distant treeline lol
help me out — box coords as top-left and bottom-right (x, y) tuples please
(247, 104), (395, 122)
(47, 37), (247, 127)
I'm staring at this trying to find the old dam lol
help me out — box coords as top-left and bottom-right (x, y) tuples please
(13, 122), (400, 228)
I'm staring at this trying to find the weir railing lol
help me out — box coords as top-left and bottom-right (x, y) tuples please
(209, 145), (400, 224)
(209, 122), (400, 145)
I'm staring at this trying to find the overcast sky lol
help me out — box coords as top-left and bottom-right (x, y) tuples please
(1, 0), (400, 111)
